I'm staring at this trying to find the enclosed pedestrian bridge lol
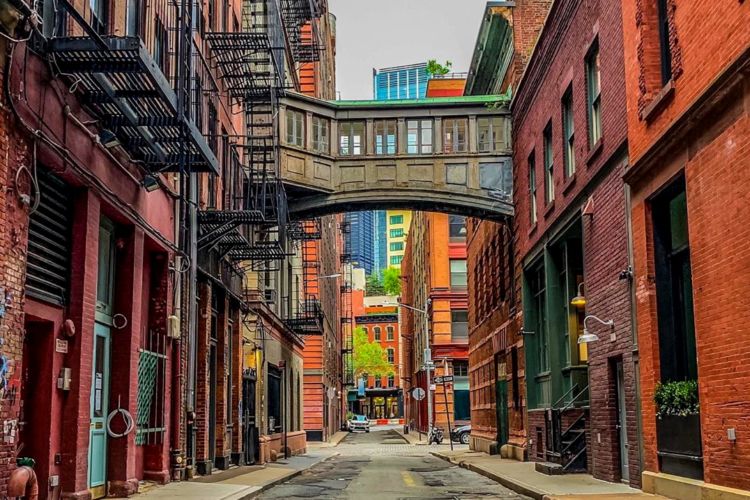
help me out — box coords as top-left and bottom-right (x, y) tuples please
(277, 94), (514, 220)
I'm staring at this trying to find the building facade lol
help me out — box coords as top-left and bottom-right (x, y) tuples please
(512, 0), (641, 486)
(373, 63), (429, 101)
(373, 211), (388, 275)
(401, 213), (470, 433)
(621, 0), (750, 496)
(386, 210), (412, 268)
(345, 211), (376, 274)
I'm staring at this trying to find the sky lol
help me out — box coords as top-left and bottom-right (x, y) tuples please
(327, 0), (489, 100)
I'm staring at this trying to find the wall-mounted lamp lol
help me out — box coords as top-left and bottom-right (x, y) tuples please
(570, 282), (586, 308)
(578, 315), (614, 344)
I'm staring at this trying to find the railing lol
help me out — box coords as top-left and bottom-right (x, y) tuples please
(547, 384), (589, 472)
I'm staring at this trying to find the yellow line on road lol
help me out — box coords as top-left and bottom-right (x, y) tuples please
(401, 470), (416, 488)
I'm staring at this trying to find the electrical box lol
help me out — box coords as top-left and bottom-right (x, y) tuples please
(167, 315), (180, 339)
(49, 475), (59, 487)
(57, 368), (71, 391)
(423, 348), (432, 363)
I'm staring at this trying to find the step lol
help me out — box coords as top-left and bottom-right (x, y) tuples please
(535, 461), (565, 475)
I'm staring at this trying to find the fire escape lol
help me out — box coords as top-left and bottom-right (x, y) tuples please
(340, 219), (354, 387)
(285, 219), (324, 334)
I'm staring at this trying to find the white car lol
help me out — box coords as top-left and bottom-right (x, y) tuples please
(348, 415), (370, 432)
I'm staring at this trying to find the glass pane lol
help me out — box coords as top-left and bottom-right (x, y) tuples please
(93, 336), (105, 417)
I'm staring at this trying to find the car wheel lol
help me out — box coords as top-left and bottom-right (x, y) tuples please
(460, 432), (470, 445)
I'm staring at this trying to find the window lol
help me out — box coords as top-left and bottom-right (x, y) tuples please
(543, 122), (554, 204)
(390, 255), (403, 266)
(153, 17), (168, 75)
(286, 109), (304, 147)
(312, 116), (329, 154)
(451, 310), (469, 340)
(529, 152), (537, 225)
(267, 365), (282, 432)
(657, 0), (672, 85)
(407, 119), (433, 154)
(453, 360), (469, 377)
(653, 178), (697, 382)
(529, 264), (549, 372)
(387, 326), (394, 340)
(390, 214), (404, 225)
(362, 326), (369, 337)
(389, 228), (404, 238)
(450, 259), (467, 288)
(477, 117), (505, 152)
(222, 0), (229, 31)
(339, 121), (365, 156)
(374, 377), (382, 388)
(374, 326), (381, 341)
(390, 242), (404, 252)
(449, 215), (467, 241)
(586, 41), (602, 146)
(562, 87), (575, 177)
(90, 0), (109, 33)
(387, 348), (395, 364)
(387, 375), (395, 387)
(374, 119), (397, 154)
(443, 118), (467, 153)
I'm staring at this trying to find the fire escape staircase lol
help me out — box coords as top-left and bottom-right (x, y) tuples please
(285, 218), (324, 335)
(539, 384), (590, 475)
(340, 218), (354, 387)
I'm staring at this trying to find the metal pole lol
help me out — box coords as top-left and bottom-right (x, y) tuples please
(283, 367), (288, 459)
(443, 359), (453, 451)
(424, 310), (432, 437)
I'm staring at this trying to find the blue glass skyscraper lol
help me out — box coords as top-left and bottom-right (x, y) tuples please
(345, 211), (375, 275)
(372, 63), (429, 100)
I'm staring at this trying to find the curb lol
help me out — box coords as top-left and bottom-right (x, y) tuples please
(430, 451), (545, 500)
(242, 452), (340, 499)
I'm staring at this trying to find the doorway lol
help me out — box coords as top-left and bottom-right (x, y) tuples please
(616, 361), (630, 482)
(242, 372), (258, 464)
(88, 323), (111, 499)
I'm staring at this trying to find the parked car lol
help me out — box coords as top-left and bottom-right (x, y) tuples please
(348, 414), (370, 432)
(451, 424), (471, 444)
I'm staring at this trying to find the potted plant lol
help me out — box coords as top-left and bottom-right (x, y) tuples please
(654, 380), (703, 478)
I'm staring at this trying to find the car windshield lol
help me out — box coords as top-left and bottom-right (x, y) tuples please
(352, 415), (367, 421)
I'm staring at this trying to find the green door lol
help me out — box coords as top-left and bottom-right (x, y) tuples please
(496, 379), (509, 447)
(88, 323), (111, 498)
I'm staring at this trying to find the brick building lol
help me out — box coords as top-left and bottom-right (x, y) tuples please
(401, 212), (470, 433)
(512, 0), (641, 486)
(621, 0), (750, 496)
(463, 0), (550, 460)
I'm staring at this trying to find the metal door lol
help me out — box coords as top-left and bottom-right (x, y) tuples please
(209, 343), (217, 463)
(242, 373), (257, 464)
(88, 323), (111, 498)
(496, 355), (509, 446)
(616, 361), (630, 482)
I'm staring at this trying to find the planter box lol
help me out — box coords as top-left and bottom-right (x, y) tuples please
(656, 414), (703, 480)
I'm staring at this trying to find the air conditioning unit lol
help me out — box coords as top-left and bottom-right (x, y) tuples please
(167, 315), (181, 339)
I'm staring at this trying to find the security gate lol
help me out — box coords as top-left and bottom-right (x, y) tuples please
(242, 370), (258, 464)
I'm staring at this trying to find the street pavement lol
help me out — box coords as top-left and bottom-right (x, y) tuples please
(258, 426), (531, 499)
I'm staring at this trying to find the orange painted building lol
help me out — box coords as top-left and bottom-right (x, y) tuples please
(425, 75), (467, 98)
(401, 212), (470, 432)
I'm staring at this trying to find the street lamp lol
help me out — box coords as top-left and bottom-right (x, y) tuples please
(578, 314), (614, 344)
(398, 299), (433, 436)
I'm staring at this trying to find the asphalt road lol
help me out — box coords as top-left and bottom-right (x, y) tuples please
(259, 427), (531, 499)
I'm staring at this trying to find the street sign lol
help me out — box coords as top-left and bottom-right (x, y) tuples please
(412, 387), (426, 401)
(434, 375), (454, 384)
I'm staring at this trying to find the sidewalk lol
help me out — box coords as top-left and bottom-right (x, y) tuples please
(431, 449), (666, 500)
(137, 449), (337, 500)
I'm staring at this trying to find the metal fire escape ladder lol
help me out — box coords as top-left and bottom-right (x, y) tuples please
(285, 219), (324, 335)
(340, 219), (354, 387)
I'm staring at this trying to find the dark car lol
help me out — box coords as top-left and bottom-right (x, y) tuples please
(451, 424), (471, 444)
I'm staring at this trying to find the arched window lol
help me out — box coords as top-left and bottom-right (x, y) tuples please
(374, 326), (382, 341)
(387, 348), (395, 364)
(386, 325), (395, 340)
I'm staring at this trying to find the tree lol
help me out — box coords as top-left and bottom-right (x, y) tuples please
(352, 327), (395, 379)
(426, 59), (453, 77)
(365, 273), (385, 296)
(382, 267), (401, 295)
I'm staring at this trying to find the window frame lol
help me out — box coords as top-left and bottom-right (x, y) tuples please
(561, 87), (576, 178)
(448, 215), (466, 242)
(586, 40), (602, 146)
(477, 116), (505, 152)
(386, 347), (395, 364)
(389, 242), (404, 252)
(389, 215), (404, 225)
(286, 108), (305, 148)
(373, 326), (381, 341)
(529, 151), (538, 225)
(338, 121), (366, 156)
(374, 119), (397, 155)
(311, 115), (330, 154)
(442, 117), (468, 153)
(386, 326), (394, 340)
(389, 228), (404, 239)
(390, 255), (403, 266)
(543, 122), (554, 204)
(406, 119), (434, 155)
(451, 310), (469, 340)
(450, 259), (468, 289)
(657, 0), (672, 85)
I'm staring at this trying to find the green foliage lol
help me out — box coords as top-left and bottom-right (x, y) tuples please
(365, 273), (385, 296)
(352, 327), (395, 379)
(654, 380), (699, 419)
(426, 59), (453, 77)
(346, 411), (355, 421)
(382, 267), (401, 295)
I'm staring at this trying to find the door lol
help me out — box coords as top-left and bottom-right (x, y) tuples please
(495, 355), (509, 446)
(616, 361), (630, 482)
(242, 374), (257, 464)
(209, 343), (217, 463)
(88, 323), (111, 498)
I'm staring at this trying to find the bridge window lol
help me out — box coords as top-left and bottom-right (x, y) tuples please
(390, 255), (403, 266)
(339, 121), (365, 156)
(543, 122), (554, 204)
(312, 116), (329, 154)
(286, 108), (305, 148)
(407, 119), (433, 154)
(477, 117), (505, 152)
(390, 242), (404, 251)
(443, 118), (468, 153)
(375, 119), (397, 154)
(389, 228), (404, 238)
(449, 215), (467, 242)
(450, 259), (467, 289)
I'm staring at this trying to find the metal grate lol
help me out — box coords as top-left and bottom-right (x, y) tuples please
(135, 334), (168, 445)
(26, 170), (72, 306)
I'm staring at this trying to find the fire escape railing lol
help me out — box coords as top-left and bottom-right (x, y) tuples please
(340, 219), (354, 386)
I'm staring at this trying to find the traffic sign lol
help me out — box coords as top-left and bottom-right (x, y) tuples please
(434, 375), (454, 384)
(412, 387), (426, 400)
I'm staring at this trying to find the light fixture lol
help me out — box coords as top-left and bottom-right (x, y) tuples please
(99, 129), (120, 149)
(142, 174), (160, 192)
(578, 315), (614, 344)
(571, 282), (586, 308)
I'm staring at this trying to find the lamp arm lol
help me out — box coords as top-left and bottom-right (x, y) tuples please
(583, 314), (614, 330)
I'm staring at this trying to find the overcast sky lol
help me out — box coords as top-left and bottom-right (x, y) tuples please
(327, 0), (488, 100)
